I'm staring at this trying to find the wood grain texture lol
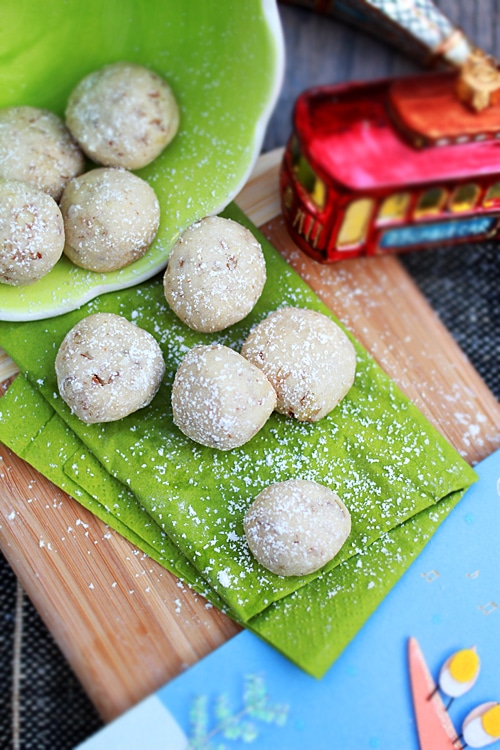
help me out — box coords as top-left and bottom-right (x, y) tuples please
(0, 444), (240, 722)
(1, 150), (499, 722)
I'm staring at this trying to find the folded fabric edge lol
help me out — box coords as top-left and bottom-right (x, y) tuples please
(62, 446), (229, 606)
(0, 373), (231, 610)
(0, 372), (55, 453)
(0, 376), (186, 574)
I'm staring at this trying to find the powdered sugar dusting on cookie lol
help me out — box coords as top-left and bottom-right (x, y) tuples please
(244, 479), (351, 576)
(60, 167), (160, 273)
(241, 306), (356, 421)
(55, 312), (165, 424)
(164, 216), (266, 332)
(171, 343), (276, 450)
(0, 179), (65, 286)
(0, 106), (84, 200)
(65, 62), (179, 170)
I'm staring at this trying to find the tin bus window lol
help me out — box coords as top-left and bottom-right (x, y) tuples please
(483, 181), (500, 208)
(377, 192), (410, 223)
(414, 187), (447, 218)
(290, 137), (326, 209)
(337, 198), (374, 249)
(449, 184), (480, 213)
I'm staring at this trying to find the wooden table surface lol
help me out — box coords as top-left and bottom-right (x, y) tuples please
(1, 2), (499, 748)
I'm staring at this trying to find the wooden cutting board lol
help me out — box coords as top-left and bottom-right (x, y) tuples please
(1, 148), (499, 723)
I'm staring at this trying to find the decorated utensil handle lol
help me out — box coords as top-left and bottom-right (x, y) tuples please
(279, 0), (472, 67)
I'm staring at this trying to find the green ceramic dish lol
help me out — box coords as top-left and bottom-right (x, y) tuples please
(0, 0), (284, 321)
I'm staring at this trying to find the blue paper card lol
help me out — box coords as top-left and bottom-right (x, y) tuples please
(78, 450), (500, 750)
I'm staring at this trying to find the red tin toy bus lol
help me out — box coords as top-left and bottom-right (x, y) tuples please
(280, 63), (500, 263)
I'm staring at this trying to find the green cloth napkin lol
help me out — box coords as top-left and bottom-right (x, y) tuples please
(0, 372), (466, 678)
(0, 204), (476, 675)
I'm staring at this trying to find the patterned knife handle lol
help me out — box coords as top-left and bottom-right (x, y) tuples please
(279, 0), (472, 67)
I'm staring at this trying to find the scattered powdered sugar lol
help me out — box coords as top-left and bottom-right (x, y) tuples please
(216, 568), (233, 588)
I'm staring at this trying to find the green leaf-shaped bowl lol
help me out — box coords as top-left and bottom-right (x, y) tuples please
(0, 0), (284, 321)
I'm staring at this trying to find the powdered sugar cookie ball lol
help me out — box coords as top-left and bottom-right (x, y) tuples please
(244, 479), (351, 576)
(0, 106), (85, 200)
(60, 167), (160, 272)
(55, 313), (165, 424)
(65, 62), (179, 169)
(171, 344), (276, 450)
(241, 307), (356, 422)
(164, 216), (266, 332)
(0, 179), (65, 286)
